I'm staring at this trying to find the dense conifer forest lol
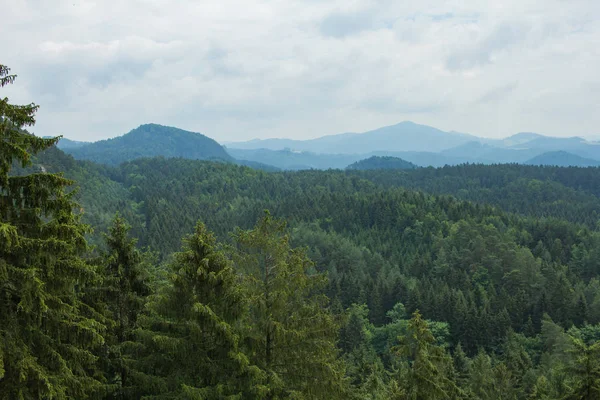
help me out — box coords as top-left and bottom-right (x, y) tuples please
(3, 64), (600, 399)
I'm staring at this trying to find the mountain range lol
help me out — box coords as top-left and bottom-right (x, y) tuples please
(57, 121), (600, 170)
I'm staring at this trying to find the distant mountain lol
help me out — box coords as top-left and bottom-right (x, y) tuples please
(441, 141), (542, 163)
(59, 121), (600, 169)
(500, 132), (546, 147)
(506, 136), (600, 160)
(227, 121), (478, 154)
(64, 124), (233, 165)
(43, 136), (90, 149)
(227, 121), (600, 167)
(226, 148), (364, 170)
(525, 151), (600, 167)
(346, 156), (417, 170)
(227, 148), (476, 170)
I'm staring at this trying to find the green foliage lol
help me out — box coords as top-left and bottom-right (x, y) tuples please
(0, 64), (104, 398)
(98, 214), (153, 399)
(137, 222), (259, 398)
(233, 212), (347, 399)
(562, 337), (600, 399)
(393, 311), (462, 399)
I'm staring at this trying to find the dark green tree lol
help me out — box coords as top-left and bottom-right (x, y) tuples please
(100, 214), (152, 399)
(0, 64), (104, 398)
(138, 222), (260, 398)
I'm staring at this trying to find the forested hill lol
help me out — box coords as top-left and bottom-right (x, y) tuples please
(525, 150), (600, 167)
(22, 146), (600, 244)
(349, 164), (600, 228)
(64, 123), (233, 165)
(346, 156), (418, 170)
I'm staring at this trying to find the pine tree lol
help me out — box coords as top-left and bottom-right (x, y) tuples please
(393, 310), (462, 399)
(138, 222), (260, 398)
(469, 350), (496, 400)
(452, 343), (471, 387)
(0, 64), (105, 398)
(573, 294), (589, 327)
(233, 212), (347, 399)
(100, 214), (152, 399)
(563, 336), (600, 400)
(529, 375), (552, 400)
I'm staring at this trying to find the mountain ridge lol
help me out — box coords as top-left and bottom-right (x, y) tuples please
(59, 121), (600, 169)
(64, 123), (233, 166)
(525, 151), (600, 167)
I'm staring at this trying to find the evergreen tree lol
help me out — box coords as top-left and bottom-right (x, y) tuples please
(469, 350), (496, 400)
(138, 222), (259, 398)
(0, 64), (105, 398)
(452, 343), (471, 388)
(100, 214), (153, 399)
(233, 212), (346, 399)
(529, 375), (553, 400)
(393, 310), (462, 399)
(563, 336), (600, 400)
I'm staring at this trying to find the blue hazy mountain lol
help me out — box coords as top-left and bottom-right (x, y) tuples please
(525, 151), (600, 167)
(227, 121), (478, 154)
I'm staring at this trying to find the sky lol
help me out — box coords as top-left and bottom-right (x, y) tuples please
(2, 0), (600, 142)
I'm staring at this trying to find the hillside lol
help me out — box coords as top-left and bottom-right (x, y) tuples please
(525, 151), (600, 167)
(346, 156), (417, 170)
(65, 123), (233, 165)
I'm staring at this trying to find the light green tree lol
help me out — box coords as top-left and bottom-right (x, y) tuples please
(393, 310), (462, 399)
(233, 212), (347, 399)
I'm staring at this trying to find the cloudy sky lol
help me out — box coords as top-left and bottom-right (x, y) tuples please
(3, 0), (600, 142)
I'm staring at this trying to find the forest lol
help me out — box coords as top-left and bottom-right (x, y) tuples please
(3, 64), (600, 399)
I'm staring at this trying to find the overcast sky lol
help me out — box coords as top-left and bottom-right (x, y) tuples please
(3, 0), (600, 142)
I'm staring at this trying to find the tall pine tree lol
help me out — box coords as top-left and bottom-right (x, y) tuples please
(0, 64), (104, 398)
(393, 310), (462, 399)
(233, 212), (347, 399)
(99, 214), (152, 399)
(137, 222), (260, 399)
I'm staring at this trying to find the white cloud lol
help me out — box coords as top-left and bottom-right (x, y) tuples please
(1, 0), (599, 141)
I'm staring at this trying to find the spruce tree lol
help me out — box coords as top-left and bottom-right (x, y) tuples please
(0, 64), (104, 398)
(393, 310), (462, 399)
(137, 222), (259, 398)
(100, 214), (152, 399)
(233, 212), (346, 399)
(563, 336), (600, 400)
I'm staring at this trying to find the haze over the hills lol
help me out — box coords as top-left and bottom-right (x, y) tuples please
(58, 121), (600, 170)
